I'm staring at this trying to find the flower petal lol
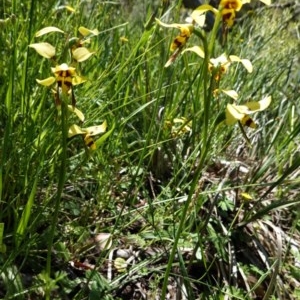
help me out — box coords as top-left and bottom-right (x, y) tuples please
(229, 55), (253, 73)
(29, 42), (56, 58)
(240, 59), (253, 73)
(232, 104), (251, 114)
(35, 26), (64, 37)
(68, 124), (86, 138)
(241, 192), (253, 201)
(84, 121), (107, 136)
(245, 96), (272, 112)
(240, 115), (256, 128)
(226, 107), (256, 128)
(78, 26), (99, 37)
(182, 46), (205, 58)
(220, 0), (243, 11)
(222, 89), (238, 100)
(84, 135), (96, 150)
(226, 104), (245, 125)
(72, 47), (94, 62)
(240, 115), (257, 129)
(211, 53), (229, 66)
(72, 75), (86, 86)
(64, 5), (76, 12)
(68, 105), (85, 122)
(155, 18), (190, 30)
(191, 4), (218, 15)
(120, 36), (129, 43)
(191, 11), (206, 27)
(51, 63), (75, 73)
(36, 77), (56, 86)
(258, 0), (271, 5)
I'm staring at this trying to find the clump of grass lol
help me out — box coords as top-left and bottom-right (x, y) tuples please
(0, 0), (299, 299)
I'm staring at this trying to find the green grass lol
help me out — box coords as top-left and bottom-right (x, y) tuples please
(1, 0), (300, 299)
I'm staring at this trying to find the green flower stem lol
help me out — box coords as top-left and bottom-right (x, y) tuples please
(203, 9), (221, 148)
(45, 99), (68, 300)
(160, 142), (208, 299)
(208, 10), (222, 57)
(161, 18), (220, 298)
(202, 45), (210, 150)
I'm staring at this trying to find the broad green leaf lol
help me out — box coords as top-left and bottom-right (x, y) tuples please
(29, 42), (56, 58)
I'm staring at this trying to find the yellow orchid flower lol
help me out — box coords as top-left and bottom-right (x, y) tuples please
(217, 0), (243, 31)
(170, 25), (193, 52)
(220, 0), (243, 12)
(209, 54), (252, 80)
(68, 121), (107, 150)
(156, 19), (193, 51)
(219, 0), (271, 28)
(225, 96), (272, 128)
(156, 18), (194, 67)
(165, 117), (192, 137)
(182, 49), (252, 79)
(221, 9), (236, 27)
(209, 53), (231, 78)
(36, 63), (85, 107)
(182, 49), (252, 81)
(51, 63), (77, 94)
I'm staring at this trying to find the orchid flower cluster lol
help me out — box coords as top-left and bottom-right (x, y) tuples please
(157, 0), (272, 135)
(29, 24), (106, 151)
